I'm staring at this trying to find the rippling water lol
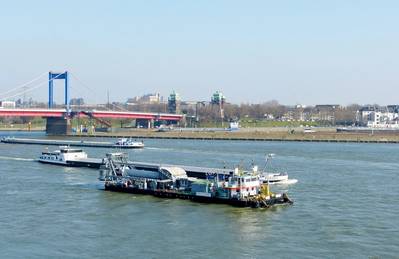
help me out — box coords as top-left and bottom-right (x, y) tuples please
(0, 132), (398, 258)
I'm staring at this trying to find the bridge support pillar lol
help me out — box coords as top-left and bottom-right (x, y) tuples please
(46, 117), (71, 135)
(135, 119), (154, 128)
(148, 119), (155, 129)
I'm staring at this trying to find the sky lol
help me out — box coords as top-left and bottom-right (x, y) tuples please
(0, 0), (398, 105)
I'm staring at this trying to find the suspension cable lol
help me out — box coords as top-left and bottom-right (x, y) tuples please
(1, 73), (65, 100)
(0, 72), (47, 98)
(69, 72), (130, 112)
(69, 72), (104, 108)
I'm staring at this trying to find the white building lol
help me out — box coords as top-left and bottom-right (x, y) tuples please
(0, 101), (16, 108)
(358, 106), (399, 128)
(127, 93), (162, 104)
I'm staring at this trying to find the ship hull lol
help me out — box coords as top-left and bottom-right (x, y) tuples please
(104, 184), (293, 208)
(38, 159), (103, 168)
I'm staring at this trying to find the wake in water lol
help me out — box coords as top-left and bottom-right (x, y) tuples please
(145, 147), (175, 151)
(146, 146), (257, 158)
(270, 179), (298, 185)
(0, 156), (34, 162)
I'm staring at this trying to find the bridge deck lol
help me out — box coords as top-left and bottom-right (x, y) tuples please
(0, 108), (183, 121)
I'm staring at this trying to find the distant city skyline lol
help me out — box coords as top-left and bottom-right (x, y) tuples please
(0, 1), (398, 105)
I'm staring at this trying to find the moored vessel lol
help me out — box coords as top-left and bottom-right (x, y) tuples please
(113, 138), (144, 148)
(2, 136), (145, 148)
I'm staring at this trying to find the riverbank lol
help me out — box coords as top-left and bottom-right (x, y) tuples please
(0, 128), (44, 131)
(67, 128), (399, 143)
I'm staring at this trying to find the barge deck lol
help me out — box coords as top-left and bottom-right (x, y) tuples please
(41, 156), (232, 179)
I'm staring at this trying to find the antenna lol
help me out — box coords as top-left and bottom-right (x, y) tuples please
(107, 90), (110, 108)
(263, 153), (275, 172)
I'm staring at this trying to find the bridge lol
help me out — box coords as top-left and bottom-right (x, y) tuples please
(0, 71), (184, 134)
(0, 108), (183, 121)
(0, 108), (183, 134)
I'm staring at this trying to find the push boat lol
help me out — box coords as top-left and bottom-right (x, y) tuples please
(113, 138), (144, 148)
(99, 153), (293, 208)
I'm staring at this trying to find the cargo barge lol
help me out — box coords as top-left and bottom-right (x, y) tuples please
(1, 137), (144, 149)
(35, 145), (234, 177)
(36, 147), (297, 185)
(100, 153), (293, 208)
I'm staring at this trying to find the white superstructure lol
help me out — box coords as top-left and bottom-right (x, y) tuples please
(38, 146), (88, 165)
(224, 169), (261, 199)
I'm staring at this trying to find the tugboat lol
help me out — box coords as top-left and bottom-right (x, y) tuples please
(38, 146), (89, 166)
(113, 138), (144, 148)
(99, 153), (293, 208)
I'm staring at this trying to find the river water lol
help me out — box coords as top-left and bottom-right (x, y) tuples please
(0, 132), (398, 258)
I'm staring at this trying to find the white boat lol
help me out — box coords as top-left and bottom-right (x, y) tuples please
(303, 128), (316, 133)
(38, 146), (88, 165)
(252, 154), (298, 185)
(113, 138), (144, 148)
(259, 172), (298, 185)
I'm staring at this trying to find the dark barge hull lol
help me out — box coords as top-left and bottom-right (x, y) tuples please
(104, 184), (293, 208)
(1, 137), (144, 149)
(38, 160), (103, 168)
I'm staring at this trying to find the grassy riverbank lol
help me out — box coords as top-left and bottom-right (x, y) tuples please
(2, 125), (398, 143)
(68, 128), (399, 143)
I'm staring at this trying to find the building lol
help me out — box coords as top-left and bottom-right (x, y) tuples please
(168, 91), (181, 114)
(281, 105), (312, 122)
(211, 91), (226, 119)
(69, 98), (85, 106)
(0, 101), (16, 108)
(127, 93), (162, 104)
(313, 105), (340, 122)
(356, 105), (399, 127)
(387, 105), (399, 113)
(356, 106), (379, 125)
(211, 91), (226, 105)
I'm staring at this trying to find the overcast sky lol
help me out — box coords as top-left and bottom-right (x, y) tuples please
(0, 0), (398, 105)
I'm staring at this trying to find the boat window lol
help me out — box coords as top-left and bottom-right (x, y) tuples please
(61, 149), (83, 153)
